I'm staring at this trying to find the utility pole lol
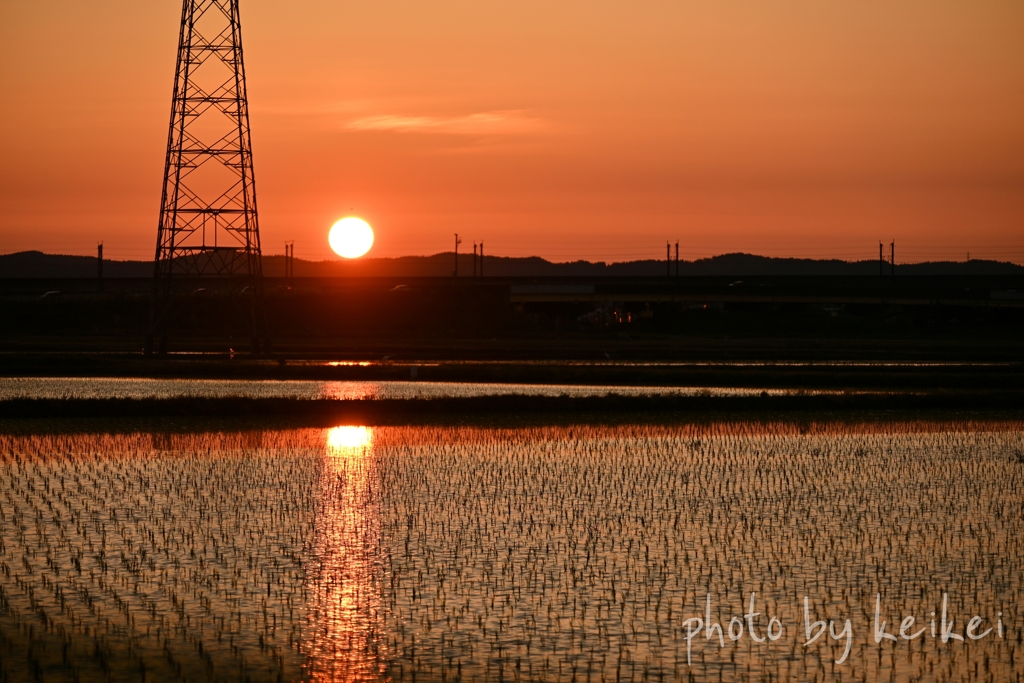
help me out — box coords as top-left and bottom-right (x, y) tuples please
(666, 242), (671, 277)
(285, 241), (294, 285)
(454, 234), (462, 277)
(879, 242), (884, 277)
(97, 242), (104, 292)
(473, 243), (478, 277)
(675, 241), (679, 279)
(890, 240), (895, 278)
(480, 242), (484, 278)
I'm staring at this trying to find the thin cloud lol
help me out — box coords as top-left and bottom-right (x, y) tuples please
(345, 110), (545, 135)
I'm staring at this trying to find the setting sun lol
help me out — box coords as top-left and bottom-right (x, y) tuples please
(328, 217), (374, 258)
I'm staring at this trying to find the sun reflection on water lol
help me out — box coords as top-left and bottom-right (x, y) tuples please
(327, 425), (373, 450)
(304, 426), (388, 681)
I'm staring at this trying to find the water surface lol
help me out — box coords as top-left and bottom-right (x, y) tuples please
(0, 377), (804, 401)
(1, 420), (1021, 681)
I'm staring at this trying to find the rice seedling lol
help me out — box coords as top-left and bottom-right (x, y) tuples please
(0, 420), (1021, 681)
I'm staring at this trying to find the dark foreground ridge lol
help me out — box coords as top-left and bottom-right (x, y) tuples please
(3, 391), (1023, 423)
(3, 353), (1024, 391)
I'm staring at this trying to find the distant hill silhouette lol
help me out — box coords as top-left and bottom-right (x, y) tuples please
(0, 251), (153, 278)
(2, 249), (1022, 278)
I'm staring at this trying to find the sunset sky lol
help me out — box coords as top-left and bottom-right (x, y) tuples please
(1, 0), (1022, 263)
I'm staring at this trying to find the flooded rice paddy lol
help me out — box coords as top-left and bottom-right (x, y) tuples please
(0, 377), (809, 401)
(1, 419), (1022, 682)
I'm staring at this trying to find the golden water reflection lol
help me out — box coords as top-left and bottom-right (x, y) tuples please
(304, 425), (388, 681)
(327, 425), (373, 450)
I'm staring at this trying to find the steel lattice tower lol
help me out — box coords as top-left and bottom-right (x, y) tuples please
(148, 0), (269, 354)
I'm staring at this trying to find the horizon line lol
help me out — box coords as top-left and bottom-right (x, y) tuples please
(4, 249), (1024, 268)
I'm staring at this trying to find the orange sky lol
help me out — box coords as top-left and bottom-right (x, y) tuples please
(1, 0), (1022, 263)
